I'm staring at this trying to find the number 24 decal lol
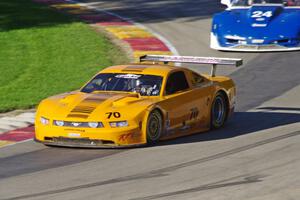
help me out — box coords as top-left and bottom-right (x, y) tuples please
(106, 112), (121, 119)
(251, 11), (272, 18)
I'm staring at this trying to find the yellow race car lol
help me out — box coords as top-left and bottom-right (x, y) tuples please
(35, 55), (242, 148)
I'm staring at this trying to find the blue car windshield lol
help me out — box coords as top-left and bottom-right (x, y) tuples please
(81, 73), (163, 96)
(232, 0), (299, 6)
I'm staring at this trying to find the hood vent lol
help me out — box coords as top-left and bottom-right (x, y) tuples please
(83, 97), (106, 103)
(67, 114), (89, 119)
(68, 105), (97, 118)
(71, 106), (96, 114)
(122, 65), (148, 72)
(67, 95), (107, 118)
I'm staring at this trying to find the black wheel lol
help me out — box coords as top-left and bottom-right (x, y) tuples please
(146, 110), (163, 144)
(210, 92), (228, 129)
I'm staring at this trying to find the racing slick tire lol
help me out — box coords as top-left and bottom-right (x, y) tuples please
(210, 92), (228, 129)
(146, 110), (163, 144)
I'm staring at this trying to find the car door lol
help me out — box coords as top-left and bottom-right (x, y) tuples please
(187, 70), (214, 129)
(158, 70), (196, 137)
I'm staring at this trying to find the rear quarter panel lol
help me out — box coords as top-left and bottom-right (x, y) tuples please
(205, 75), (236, 115)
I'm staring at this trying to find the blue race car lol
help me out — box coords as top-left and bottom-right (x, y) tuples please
(211, 0), (300, 51)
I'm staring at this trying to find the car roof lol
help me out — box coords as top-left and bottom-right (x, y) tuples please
(99, 64), (188, 77)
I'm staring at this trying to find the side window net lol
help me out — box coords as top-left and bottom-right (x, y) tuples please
(166, 71), (189, 95)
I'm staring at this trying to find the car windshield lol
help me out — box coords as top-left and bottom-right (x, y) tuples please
(81, 73), (163, 96)
(232, 0), (299, 6)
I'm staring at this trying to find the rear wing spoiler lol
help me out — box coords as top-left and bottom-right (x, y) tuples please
(139, 55), (243, 77)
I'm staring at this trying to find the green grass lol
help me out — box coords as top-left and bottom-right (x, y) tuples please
(0, 0), (128, 113)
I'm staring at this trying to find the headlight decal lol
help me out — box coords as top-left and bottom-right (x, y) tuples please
(40, 117), (50, 125)
(88, 122), (100, 128)
(55, 120), (64, 127)
(110, 121), (128, 128)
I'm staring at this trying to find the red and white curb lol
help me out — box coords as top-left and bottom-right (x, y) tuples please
(0, 0), (179, 148)
(0, 113), (35, 148)
(32, 0), (179, 60)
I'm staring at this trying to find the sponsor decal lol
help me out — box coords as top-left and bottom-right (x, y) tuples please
(115, 74), (141, 79)
(252, 23), (267, 27)
(119, 132), (140, 141)
(68, 133), (81, 137)
(252, 39), (265, 44)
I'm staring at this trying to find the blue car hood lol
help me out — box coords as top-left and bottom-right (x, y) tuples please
(214, 5), (300, 39)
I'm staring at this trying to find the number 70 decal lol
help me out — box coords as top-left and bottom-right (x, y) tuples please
(106, 112), (121, 119)
(190, 108), (199, 120)
(251, 11), (273, 18)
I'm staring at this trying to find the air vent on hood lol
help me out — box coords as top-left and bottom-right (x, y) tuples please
(67, 114), (89, 119)
(71, 106), (96, 114)
(122, 65), (148, 72)
(83, 97), (106, 103)
(67, 95), (109, 118)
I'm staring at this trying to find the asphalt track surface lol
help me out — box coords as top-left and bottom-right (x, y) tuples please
(1, 1), (299, 199)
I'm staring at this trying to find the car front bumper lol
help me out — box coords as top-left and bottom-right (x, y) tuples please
(35, 124), (146, 148)
(34, 137), (145, 148)
(210, 33), (300, 52)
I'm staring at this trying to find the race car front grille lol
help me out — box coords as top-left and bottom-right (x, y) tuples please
(45, 137), (115, 146)
(226, 38), (239, 44)
(276, 39), (289, 44)
(53, 120), (104, 128)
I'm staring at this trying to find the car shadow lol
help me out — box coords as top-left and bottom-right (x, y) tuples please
(157, 107), (300, 146)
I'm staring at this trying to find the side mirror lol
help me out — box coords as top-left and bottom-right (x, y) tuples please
(221, 0), (232, 7)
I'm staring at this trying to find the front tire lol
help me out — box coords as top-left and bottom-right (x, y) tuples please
(146, 110), (163, 144)
(210, 92), (228, 129)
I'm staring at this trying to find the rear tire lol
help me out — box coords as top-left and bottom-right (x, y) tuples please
(146, 110), (163, 144)
(210, 92), (228, 129)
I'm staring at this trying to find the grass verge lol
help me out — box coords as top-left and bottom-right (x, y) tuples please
(0, 0), (128, 113)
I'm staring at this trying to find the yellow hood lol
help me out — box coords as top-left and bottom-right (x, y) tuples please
(38, 91), (159, 121)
